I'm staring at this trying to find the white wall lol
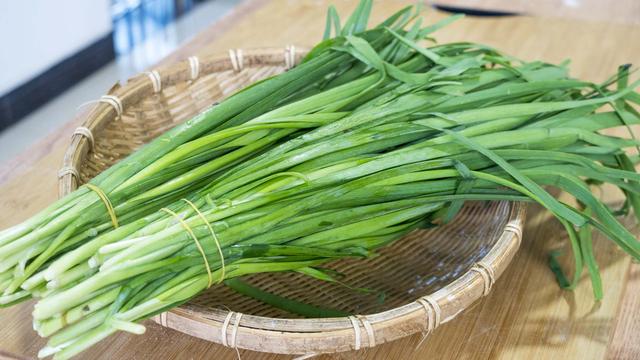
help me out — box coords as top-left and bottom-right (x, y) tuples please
(0, 0), (112, 96)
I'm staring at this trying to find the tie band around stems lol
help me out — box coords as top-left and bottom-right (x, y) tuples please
(181, 199), (226, 287)
(161, 207), (213, 287)
(85, 184), (119, 228)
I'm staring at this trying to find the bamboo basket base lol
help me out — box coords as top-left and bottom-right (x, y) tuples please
(59, 48), (526, 355)
(189, 201), (511, 317)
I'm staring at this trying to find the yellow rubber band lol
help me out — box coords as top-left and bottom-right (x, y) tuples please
(161, 207), (213, 287)
(86, 184), (119, 228)
(182, 199), (225, 287)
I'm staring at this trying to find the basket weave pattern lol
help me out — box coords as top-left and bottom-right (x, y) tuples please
(58, 48), (526, 355)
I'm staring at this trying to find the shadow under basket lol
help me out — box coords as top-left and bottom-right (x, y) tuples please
(58, 47), (526, 356)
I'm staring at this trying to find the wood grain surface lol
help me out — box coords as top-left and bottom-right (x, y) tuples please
(0, 0), (639, 359)
(432, 0), (640, 25)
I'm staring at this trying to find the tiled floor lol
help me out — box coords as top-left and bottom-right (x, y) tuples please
(0, 0), (238, 165)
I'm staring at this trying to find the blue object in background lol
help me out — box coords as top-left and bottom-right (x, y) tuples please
(111, 0), (205, 78)
(112, 0), (194, 55)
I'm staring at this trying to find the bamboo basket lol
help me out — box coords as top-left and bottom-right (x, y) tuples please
(58, 47), (526, 356)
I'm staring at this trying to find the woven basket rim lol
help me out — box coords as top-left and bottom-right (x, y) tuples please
(58, 47), (526, 355)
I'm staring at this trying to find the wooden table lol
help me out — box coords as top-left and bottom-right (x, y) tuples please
(1, 1), (639, 359)
(433, 0), (640, 25)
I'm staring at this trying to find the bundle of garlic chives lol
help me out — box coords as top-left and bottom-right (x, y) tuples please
(1, 1), (640, 358)
(0, 2), (433, 301)
(33, 56), (640, 359)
